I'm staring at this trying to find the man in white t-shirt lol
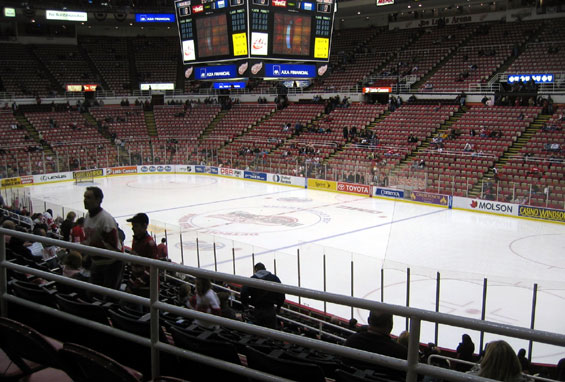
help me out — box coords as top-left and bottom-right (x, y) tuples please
(83, 186), (123, 291)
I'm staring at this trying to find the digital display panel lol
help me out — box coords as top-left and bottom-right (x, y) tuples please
(175, 0), (334, 65)
(136, 13), (176, 22)
(46, 10), (88, 21)
(272, 13), (311, 56)
(4, 7), (16, 17)
(196, 14), (230, 57)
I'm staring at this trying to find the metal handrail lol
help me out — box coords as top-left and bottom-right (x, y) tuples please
(1, 229), (565, 382)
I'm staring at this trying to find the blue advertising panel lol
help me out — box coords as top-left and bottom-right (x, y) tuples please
(195, 165), (206, 173)
(213, 82), (247, 89)
(136, 13), (176, 22)
(265, 64), (317, 78)
(244, 171), (267, 181)
(196, 65), (237, 80)
(374, 187), (404, 199)
(507, 74), (554, 84)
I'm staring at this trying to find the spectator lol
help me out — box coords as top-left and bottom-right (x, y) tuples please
(240, 262), (285, 329)
(61, 250), (85, 279)
(455, 333), (475, 371)
(2, 220), (33, 260)
(82, 186), (123, 292)
(517, 349), (530, 374)
(60, 211), (76, 242)
(468, 340), (526, 382)
(343, 310), (407, 378)
(126, 213), (158, 297)
(157, 237), (168, 260)
(71, 217), (86, 243)
(187, 277), (221, 328)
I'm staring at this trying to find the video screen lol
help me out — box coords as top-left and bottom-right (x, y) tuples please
(272, 13), (311, 56)
(195, 14), (230, 58)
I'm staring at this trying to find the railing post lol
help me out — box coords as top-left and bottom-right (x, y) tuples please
(406, 267), (410, 331)
(297, 249), (301, 305)
(232, 247), (236, 275)
(435, 272), (440, 346)
(0, 233), (6, 316)
(350, 260), (354, 319)
(195, 237), (200, 268)
(213, 242), (218, 272)
(528, 283), (538, 363)
(179, 232), (184, 265)
(480, 278), (488, 353)
(149, 264), (160, 379)
(406, 317), (421, 382)
(323, 254), (327, 314)
(380, 268), (384, 302)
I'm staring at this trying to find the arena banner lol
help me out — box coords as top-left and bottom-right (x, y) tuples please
(1, 177), (21, 187)
(337, 182), (370, 196)
(307, 179), (337, 192)
(194, 165), (205, 173)
(244, 171), (267, 181)
(452, 197), (518, 216)
(206, 166), (219, 175)
(74, 169), (104, 179)
(33, 172), (73, 184)
(410, 191), (451, 207)
(138, 165), (173, 173)
(175, 165), (194, 173)
(219, 167), (245, 179)
(518, 205), (565, 223)
(106, 166), (137, 176)
(20, 175), (34, 185)
(374, 187), (405, 199)
(268, 174), (306, 187)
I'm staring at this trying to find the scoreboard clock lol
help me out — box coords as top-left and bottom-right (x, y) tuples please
(174, 0), (335, 66)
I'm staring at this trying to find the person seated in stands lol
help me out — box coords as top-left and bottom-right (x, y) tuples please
(485, 98), (494, 107)
(424, 82), (433, 90)
(467, 340), (527, 382)
(407, 134), (418, 143)
(517, 113), (524, 121)
(186, 277), (221, 328)
(343, 310), (407, 379)
(463, 142), (473, 152)
(2, 220), (34, 261)
(516, 349), (530, 374)
(418, 159), (426, 169)
(61, 250), (87, 280)
(479, 127), (488, 138)
(527, 166), (541, 177)
(481, 96), (489, 105)
(544, 143), (561, 152)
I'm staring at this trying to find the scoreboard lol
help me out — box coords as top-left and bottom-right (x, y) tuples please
(174, 0), (335, 66)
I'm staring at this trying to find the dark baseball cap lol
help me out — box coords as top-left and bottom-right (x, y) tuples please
(127, 213), (149, 225)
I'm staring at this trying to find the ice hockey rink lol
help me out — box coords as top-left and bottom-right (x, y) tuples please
(20, 173), (565, 364)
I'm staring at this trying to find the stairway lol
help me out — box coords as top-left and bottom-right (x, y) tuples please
(394, 107), (467, 172)
(467, 113), (551, 197)
(14, 112), (61, 170)
(497, 113), (551, 168)
(144, 110), (157, 137)
(411, 26), (478, 90)
(199, 110), (228, 140)
(76, 42), (111, 93)
(27, 45), (64, 95)
(126, 39), (139, 92)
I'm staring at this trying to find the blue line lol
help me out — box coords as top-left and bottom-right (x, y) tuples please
(114, 188), (297, 218)
(205, 207), (448, 267)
